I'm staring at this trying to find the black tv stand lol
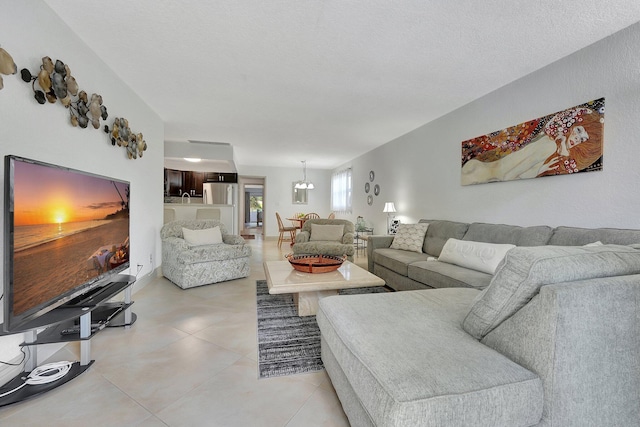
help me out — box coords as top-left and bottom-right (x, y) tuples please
(0, 361), (93, 407)
(0, 275), (136, 407)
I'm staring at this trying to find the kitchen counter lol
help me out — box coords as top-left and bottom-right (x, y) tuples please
(164, 196), (204, 204)
(163, 203), (238, 234)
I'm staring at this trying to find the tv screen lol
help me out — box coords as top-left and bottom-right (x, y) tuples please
(3, 155), (130, 332)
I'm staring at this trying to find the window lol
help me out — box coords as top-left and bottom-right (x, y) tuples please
(331, 168), (352, 213)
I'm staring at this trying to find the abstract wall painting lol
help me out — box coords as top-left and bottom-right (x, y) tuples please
(461, 98), (604, 185)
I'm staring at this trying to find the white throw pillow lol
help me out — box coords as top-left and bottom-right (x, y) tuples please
(438, 238), (515, 274)
(309, 224), (344, 242)
(182, 226), (223, 246)
(389, 223), (429, 253)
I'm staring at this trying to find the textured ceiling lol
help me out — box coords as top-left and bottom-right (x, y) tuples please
(43, 0), (640, 169)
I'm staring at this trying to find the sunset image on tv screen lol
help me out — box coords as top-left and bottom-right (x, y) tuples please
(11, 160), (130, 316)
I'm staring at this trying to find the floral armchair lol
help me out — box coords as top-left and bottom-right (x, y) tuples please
(161, 219), (251, 289)
(292, 219), (355, 261)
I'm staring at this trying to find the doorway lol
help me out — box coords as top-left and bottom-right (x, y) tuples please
(239, 177), (265, 238)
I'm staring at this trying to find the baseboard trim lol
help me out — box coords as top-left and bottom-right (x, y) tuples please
(132, 266), (161, 292)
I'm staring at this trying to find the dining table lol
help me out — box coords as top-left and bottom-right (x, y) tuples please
(287, 217), (307, 229)
(286, 217), (306, 247)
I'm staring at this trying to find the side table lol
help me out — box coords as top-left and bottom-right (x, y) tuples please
(355, 228), (373, 256)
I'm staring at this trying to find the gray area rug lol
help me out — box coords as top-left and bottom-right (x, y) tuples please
(256, 280), (387, 379)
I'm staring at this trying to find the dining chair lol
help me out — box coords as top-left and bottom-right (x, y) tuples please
(276, 212), (297, 248)
(164, 208), (176, 224)
(328, 212), (336, 219)
(196, 208), (221, 220)
(304, 212), (320, 219)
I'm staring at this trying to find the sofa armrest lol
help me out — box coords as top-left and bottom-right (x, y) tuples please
(342, 232), (354, 245)
(162, 236), (189, 251)
(482, 275), (640, 425)
(366, 235), (395, 272)
(223, 235), (245, 245)
(296, 231), (310, 243)
(161, 237), (189, 269)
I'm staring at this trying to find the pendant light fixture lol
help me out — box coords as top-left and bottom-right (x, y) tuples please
(294, 160), (314, 190)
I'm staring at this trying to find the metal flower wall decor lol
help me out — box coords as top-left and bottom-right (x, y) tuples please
(19, 55), (147, 159)
(0, 46), (18, 90)
(21, 57), (108, 128)
(105, 117), (148, 159)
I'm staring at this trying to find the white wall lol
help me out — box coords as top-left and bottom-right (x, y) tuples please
(237, 165), (332, 237)
(0, 1), (163, 377)
(340, 22), (640, 234)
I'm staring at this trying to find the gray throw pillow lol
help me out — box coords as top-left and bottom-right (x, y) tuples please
(309, 224), (344, 242)
(462, 245), (640, 340)
(390, 223), (429, 253)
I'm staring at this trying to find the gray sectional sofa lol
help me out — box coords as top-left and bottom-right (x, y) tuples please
(317, 221), (640, 426)
(367, 219), (640, 291)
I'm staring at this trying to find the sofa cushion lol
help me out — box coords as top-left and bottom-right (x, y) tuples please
(463, 222), (553, 246)
(463, 245), (640, 340)
(420, 220), (470, 256)
(317, 289), (543, 426)
(293, 241), (355, 258)
(390, 223), (429, 253)
(439, 238), (515, 274)
(182, 226), (223, 246)
(176, 243), (251, 264)
(548, 226), (640, 246)
(408, 260), (493, 289)
(373, 248), (430, 276)
(309, 224), (344, 242)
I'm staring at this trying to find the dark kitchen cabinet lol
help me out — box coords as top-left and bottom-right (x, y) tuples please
(166, 169), (232, 196)
(204, 172), (238, 183)
(184, 171), (205, 196)
(165, 169), (183, 196)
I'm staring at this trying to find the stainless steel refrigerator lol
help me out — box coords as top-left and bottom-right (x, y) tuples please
(203, 182), (235, 205)
(202, 183), (238, 234)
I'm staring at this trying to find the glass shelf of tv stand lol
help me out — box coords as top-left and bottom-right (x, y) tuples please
(0, 306), (91, 337)
(32, 302), (135, 344)
(0, 275), (136, 335)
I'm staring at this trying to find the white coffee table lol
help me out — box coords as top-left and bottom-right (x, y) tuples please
(263, 260), (386, 316)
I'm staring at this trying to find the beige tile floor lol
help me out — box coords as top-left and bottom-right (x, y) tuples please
(0, 236), (369, 426)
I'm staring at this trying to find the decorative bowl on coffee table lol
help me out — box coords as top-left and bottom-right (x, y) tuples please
(286, 254), (346, 273)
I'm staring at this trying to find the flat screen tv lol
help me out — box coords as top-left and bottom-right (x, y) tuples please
(3, 155), (130, 332)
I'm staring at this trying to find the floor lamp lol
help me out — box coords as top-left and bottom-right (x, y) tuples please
(383, 202), (396, 234)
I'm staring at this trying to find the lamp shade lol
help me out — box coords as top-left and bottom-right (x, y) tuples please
(383, 202), (396, 213)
